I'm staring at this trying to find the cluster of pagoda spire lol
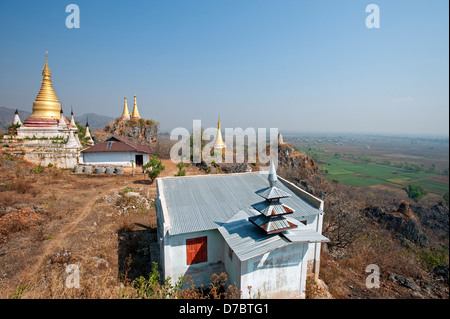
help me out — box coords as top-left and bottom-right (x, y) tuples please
(16, 51), (227, 151)
(121, 94), (141, 120)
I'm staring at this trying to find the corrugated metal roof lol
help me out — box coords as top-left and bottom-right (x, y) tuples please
(255, 186), (291, 200)
(218, 211), (328, 261)
(218, 212), (290, 261)
(280, 217), (329, 243)
(248, 214), (297, 234)
(282, 228), (329, 243)
(159, 172), (322, 236)
(251, 201), (294, 217)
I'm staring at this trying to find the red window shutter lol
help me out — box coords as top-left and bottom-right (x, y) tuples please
(186, 236), (207, 265)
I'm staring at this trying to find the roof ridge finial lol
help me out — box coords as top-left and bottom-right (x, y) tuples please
(268, 158), (277, 187)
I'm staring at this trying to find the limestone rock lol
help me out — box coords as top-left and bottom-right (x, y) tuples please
(96, 118), (158, 147)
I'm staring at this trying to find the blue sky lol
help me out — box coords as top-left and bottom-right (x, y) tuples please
(0, 0), (448, 136)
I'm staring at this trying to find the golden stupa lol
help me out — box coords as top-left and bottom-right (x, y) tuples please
(213, 115), (226, 149)
(14, 51), (82, 164)
(122, 95), (130, 119)
(28, 51), (62, 120)
(131, 94), (140, 119)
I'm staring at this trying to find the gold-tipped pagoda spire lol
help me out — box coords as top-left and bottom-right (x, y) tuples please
(213, 115), (226, 149)
(28, 51), (62, 119)
(131, 94), (140, 119)
(121, 95), (130, 120)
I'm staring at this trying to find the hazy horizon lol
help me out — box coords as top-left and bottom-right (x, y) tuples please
(0, 0), (448, 137)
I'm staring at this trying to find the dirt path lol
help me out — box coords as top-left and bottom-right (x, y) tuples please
(161, 159), (179, 177)
(33, 160), (196, 271)
(19, 180), (126, 293)
(0, 157), (205, 298)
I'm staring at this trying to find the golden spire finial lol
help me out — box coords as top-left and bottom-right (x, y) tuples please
(131, 94), (140, 119)
(122, 94), (130, 120)
(42, 49), (51, 77)
(28, 50), (61, 119)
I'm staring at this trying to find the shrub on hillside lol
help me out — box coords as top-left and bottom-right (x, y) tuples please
(403, 184), (428, 202)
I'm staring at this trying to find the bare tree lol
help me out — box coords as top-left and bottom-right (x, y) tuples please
(323, 193), (364, 248)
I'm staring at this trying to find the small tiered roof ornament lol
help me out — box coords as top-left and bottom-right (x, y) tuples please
(249, 159), (298, 234)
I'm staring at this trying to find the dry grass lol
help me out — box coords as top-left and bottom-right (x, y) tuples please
(0, 154), (161, 298)
(318, 228), (438, 299)
(0, 152), (211, 299)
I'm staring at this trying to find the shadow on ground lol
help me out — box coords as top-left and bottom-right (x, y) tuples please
(132, 179), (153, 185)
(117, 223), (158, 282)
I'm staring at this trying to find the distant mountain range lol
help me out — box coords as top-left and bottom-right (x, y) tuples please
(0, 107), (31, 131)
(0, 107), (115, 131)
(72, 113), (116, 130)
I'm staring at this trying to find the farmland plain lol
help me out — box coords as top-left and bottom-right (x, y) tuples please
(283, 133), (449, 197)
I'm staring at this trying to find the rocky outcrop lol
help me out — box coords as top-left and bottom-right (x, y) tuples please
(278, 143), (317, 174)
(219, 162), (253, 173)
(196, 161), (253, 174)
(395, 200), (415, 219)
(277, 143), (324, 197)
(412, 203), (449, 233)
(93, 118), (158, 145)
(364, 201), (429, 247)
(388, 272), (421, 292)
(433, 265), (449, 284)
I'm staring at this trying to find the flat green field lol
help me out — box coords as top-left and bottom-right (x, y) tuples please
(319, 156), (449, 195)
(414, 180), (450, 195)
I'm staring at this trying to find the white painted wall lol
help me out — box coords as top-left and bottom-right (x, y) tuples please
(223, 244), (241, 291)
(17, 126), (69, 139)
(240, 243), (308, 298)
(296, 215), (320, 264)
(162, 229), (225, 287)
(82, 151), (149, 167)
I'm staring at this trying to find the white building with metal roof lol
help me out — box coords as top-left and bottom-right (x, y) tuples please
(155, 162), (329, 298)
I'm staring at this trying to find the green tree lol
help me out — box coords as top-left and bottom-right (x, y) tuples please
(403, 184), (428, 202)
(426, 164), (438, 174)
(175, 162), (186, 177)
(75, 121), (86, 138)
(143, 155), (165, 183)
